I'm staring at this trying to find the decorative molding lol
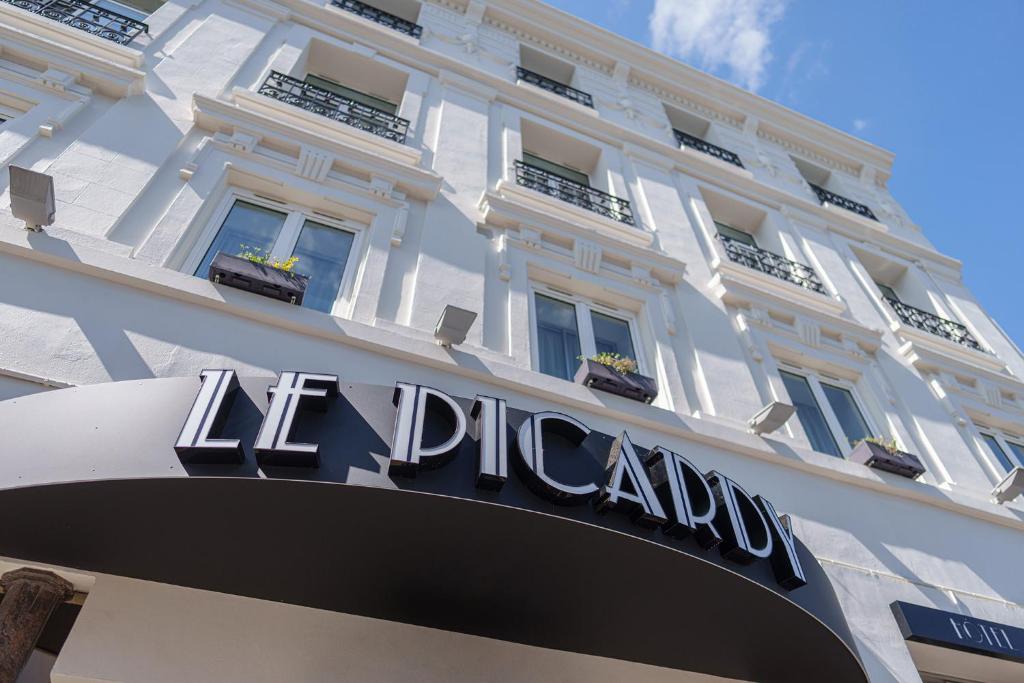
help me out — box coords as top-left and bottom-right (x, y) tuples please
(797, 317), (821, 348)
(756, 127), (859, 176)
(629, 76), (743, 130)
(226, 129), (260, 154)
(390, 203), (408, 247)
(368, 173), (396, 198)
(660, 291), (676, 336)
(38, 67), (75, 92)
(572, 237), (602, 274)
(519, 226), (542, 249)
(296, 145), (334, 182)
(481, 16), (613, 75)
(630, 264), (658, 289)
(496, 232), (510, 281)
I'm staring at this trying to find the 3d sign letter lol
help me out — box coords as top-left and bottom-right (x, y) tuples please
(175, 369), (244, 464)
(755, 495), (807, 589)
(707, 472), (773, 564)
(516, 411), (597, 503)
(389, 383), (467, 476)
(254, 372), (339, 467)
(594, 432), (667, 526)
(646, 447), (722, 548)
(472, 395), (508, 490)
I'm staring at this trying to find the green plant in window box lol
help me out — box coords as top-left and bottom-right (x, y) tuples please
(855, 437), (902, 455)
(237, 245), (300, 272)
(581, 352), (639, 375)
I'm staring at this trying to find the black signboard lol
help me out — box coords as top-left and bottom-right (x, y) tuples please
(892, 601), (1024, 664)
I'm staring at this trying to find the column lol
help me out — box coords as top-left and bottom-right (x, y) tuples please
(0, 568), (74, 683)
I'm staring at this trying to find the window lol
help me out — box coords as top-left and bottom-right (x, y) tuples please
(532, 291), (641, 381)
(780, 370), (875, 457)
(305, 75), (398, 115)
(979, 431), (1024, 473)
(875, 282), (900, 301)
(193, 198), (357, 315)
(715, 222), (756, 247)
(522, 151), (589, 186)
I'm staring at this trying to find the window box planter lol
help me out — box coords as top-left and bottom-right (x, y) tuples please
(208, 252), (308, 306)
(849, 440), (925, 479)
(575, 359), (658, 404)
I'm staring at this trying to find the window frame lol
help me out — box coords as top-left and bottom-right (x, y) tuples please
(976, 427), (1024, 474)
(778, 365), (881, 458)
(183, 190), (366, 317)
(528, 285), (647, 381)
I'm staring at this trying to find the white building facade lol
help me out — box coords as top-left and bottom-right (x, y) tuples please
(0, 0), (1022, 681)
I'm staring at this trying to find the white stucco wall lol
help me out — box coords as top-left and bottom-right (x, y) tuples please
(0, 1), (1021, 682)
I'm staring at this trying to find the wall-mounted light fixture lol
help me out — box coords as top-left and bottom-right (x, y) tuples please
(748, 401), (796, 435)
(434, 305), (477, 348)
(9, 166), (55, 232)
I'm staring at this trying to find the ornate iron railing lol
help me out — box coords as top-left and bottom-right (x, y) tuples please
(809, 183), (877, 221)
(883, 297), (983, 351)
(1, 0), (148, 45)
(258, 71), (410, 145)
(514, 161), (634, 226)
(719, 234), (826, 294)
(674, 129), (744, 168)
(330, 0), (422, 38)
(516, 67), (594, 109)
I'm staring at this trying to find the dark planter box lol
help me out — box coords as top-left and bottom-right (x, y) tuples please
(575, 359), (658, 404)
(849, 440), (926, 479)
(209, 252), (308, 305)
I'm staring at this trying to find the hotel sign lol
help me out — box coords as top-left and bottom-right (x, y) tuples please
(892, 601), (1024, 664)
(176, 369), (808, 590)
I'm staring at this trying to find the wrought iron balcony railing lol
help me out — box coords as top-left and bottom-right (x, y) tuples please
(718, 234), (827, 294)
(1, 0), (148, 45)
(809, 183), (878, 221)
(515, 67), (594, 109)
(258, 71), (410, 145)
(514, 161), (634, 226)
(330, 0), (422, 38)
(883, 297), (983, 351)
(673, 129), (744, 168)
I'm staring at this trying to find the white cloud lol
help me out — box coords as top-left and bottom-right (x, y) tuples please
(649, 0), (786, 92)
(852, 118), (869, 132)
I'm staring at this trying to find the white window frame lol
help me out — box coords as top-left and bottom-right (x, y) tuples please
(975, 426), (1024, 474)
(528, 285), (648, 380)
(183, 190), (366, 317)
(779, 365), (882, 457)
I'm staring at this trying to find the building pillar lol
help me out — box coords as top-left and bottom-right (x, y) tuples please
(0, 568), (74, 683)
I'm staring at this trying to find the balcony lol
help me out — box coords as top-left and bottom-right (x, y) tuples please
(719, 234), (826, 294)
(809, 183), (878, 221)
(673, 130), (744, 168)
(514, 161), (634, 226)
(330, 0), (422, 38)
(883, 297), (983, 351)
(1, 0), (148, 45)
(515, 67), (594, 109)
(258, 71), (410, 145)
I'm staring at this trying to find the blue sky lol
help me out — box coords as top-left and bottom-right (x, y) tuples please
(544, 0), (1024, 347)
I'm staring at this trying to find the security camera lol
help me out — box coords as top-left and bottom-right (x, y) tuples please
(434, 305), (477, 348)
(749, 401), (796, 435)
(992, 467), (1024, 504)
(8, 166), (55, 232)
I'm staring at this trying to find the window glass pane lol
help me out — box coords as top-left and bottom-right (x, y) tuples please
(590, 311), (636, 361)
(196, 200), (287, 278)
(289, 220), (355, 314)
(305, 75), (398, 114)
(1007, 441), (1024, 469)
(821, 383), (872, 448)
(522, 152), (590, 186)
(875, 283), (900, 301)
(535, 294), (581, 381)
(715, 222), (757, 247)
(92, 0), (151, 21)
(780, 371), (841, 457)
(981, 434), (1015, 472)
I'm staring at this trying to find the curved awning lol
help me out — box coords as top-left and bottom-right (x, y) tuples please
(0, 378), (868, 682)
